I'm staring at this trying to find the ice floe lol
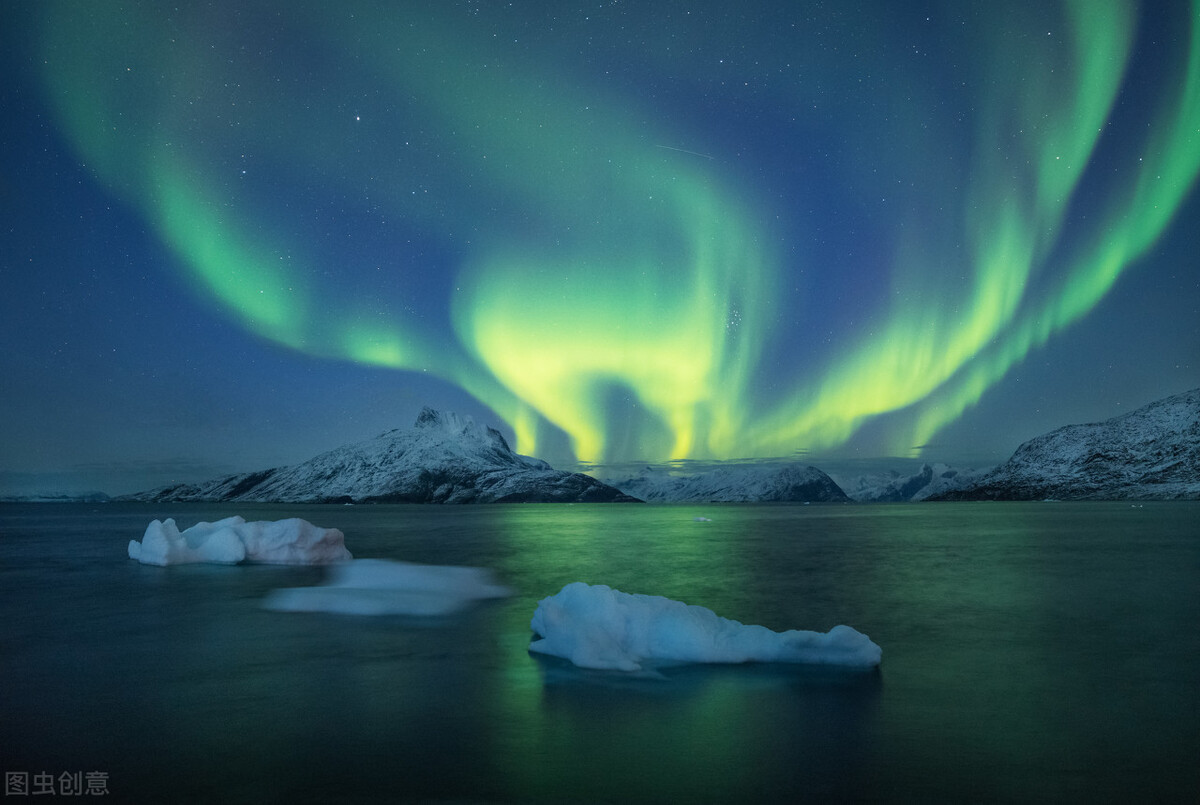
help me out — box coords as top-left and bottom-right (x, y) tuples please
(263, 558), (511, 616)
(127, 516), (351, 566)
(529, 582), (881, 671)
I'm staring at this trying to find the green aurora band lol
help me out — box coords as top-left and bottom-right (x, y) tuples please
(36, 0), (1200, 465)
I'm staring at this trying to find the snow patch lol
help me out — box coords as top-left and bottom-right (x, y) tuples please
(529, 582), (881, 671)
(263, 558), (511, 615)
(604, 463), (848, 503)
(935, 387), (1200, 500)
(127, 516), (352, 566)
(836, 462), (986, 502)
(121, 408), (634, 503)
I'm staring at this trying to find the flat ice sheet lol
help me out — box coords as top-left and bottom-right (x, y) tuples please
(263, 558), (511, 616)
(529, 582), (881, 671)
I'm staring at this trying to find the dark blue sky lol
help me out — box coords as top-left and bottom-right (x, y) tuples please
(2, 1), (1197, 496)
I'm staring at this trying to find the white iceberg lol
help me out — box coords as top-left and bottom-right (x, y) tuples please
(529, 582), (881, 671)
(263, 558), (511, 616)
(127, 516), (352, 566)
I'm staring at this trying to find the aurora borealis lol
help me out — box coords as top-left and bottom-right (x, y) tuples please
(2, 1), (1198, 494)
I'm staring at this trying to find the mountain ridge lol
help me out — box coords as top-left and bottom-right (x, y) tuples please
(121, 408), (639, 504)
(602, 463), (850, 503)
(836, 462), (986, 502)
(930, 387), (1200, 500)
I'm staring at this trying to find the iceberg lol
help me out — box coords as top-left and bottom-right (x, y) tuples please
(127, 516), (352, 566)
(529, 582), (881, 671)
(263, 558), (511, 616)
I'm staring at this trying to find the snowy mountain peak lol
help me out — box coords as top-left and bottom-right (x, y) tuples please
(931, 387), (1200, 500)
(409, 407), (513, 452)
(123, 410), (638, 504)
(415, 406), (453, 428)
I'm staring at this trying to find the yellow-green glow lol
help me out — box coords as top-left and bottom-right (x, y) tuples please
(746, 0), (1144, 458)
(153, 160), (309, 351)
(341, 326), (409, 370)
(453, 166), (775, 461)
(33, 0), (1200, 466)
(903, 0), (1200, 451)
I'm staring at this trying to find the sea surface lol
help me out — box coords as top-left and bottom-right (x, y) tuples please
(1, 501), (1197, 803)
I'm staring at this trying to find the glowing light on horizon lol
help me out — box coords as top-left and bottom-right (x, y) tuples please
(36, 0), (1200, 464)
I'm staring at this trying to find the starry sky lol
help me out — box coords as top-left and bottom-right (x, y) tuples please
(2, 0), (1198, 496)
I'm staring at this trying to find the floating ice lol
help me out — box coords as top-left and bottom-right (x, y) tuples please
(529, 582), (881, 671)
(263, 558), (511, 616)
(127, 516), (352, 566)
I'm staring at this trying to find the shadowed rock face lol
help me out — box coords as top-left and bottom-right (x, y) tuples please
(123, 407), (641, 504)
(929, 388), (1200, 501)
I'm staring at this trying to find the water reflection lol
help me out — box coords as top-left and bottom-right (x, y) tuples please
(3, 502), (1198, 802)
(531, 649), (884, 691)
(497, 654), (883, 803)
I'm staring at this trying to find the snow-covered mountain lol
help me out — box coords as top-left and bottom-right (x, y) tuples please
(604, 463), (849, 503)
(838, 463), (986, 502)
(123, 408), (640, 504)
(931, 387), (1200, 501)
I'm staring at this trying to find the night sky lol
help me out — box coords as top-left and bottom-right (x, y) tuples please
(2, 1), (1198, 496)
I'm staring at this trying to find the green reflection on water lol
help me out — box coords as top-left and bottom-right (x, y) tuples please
(5, 501), (1197, 802)
(476, 504), (885, 801)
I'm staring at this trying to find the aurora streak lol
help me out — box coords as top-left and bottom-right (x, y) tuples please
(30, 0), (1200, 468)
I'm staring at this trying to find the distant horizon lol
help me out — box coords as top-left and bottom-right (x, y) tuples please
(6, 381), (1200, 499)
(0, 451), (987, 501)
(3, 424), (1000, 500)
(0, 394), (1147, 499)
(3, 2), (1198, 501)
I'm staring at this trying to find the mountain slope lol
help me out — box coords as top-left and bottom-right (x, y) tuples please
(838, 463), (987, 502)
(124, 408), (640, 504)
(931, 388), (1200, 501)
(605, 463), (849, 503)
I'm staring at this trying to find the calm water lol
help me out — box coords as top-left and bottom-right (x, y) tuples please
(1, 501), (1197, 803)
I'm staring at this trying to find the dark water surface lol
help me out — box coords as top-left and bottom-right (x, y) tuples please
(1, 502), (1197, 803)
